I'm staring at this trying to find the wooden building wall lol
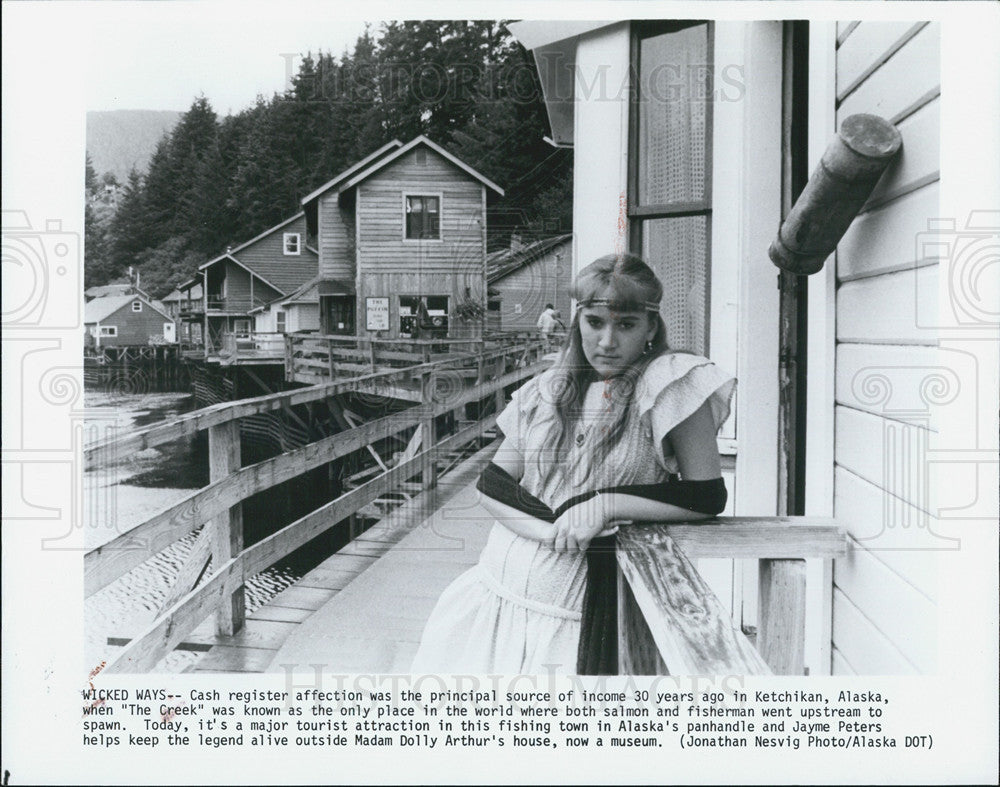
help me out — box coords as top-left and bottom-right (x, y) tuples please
(830, 21), (940, 675)
(93, 301), (172, 346)
(492, 242), (573, 331)
(209, 262), (280, 312)
(287, 304), (319, 333)
(318, 196), (356, 282)
(238, 214), (310, 266)
(354, 147), (487, 339)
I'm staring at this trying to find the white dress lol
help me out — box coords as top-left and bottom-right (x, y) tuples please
(409, 352), (736, 674)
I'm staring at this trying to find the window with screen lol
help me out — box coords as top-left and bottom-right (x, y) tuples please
(405, 195), (441, 240)
(629, 21), (713, 355)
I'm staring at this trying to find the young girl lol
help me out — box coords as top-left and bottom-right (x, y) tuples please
(410, 253), (735, 674)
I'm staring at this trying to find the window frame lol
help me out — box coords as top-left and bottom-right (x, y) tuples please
(627, 19), (715, 355)
(402, 192), (443, 242)
(99, 325), (118, 337)
(275, 309), (287, 333)
(283, 232), (301, 255)
(131, 300), (143, 312)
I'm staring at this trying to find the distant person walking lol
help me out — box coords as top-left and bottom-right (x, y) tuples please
(537, 303), (559, 351)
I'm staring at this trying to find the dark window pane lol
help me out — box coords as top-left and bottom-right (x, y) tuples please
(406, 196), (441, 239)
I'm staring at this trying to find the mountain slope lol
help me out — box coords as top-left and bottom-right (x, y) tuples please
(86, 110), (182, 181)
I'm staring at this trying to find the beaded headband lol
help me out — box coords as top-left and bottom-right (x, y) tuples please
(577, 297), (660, 313)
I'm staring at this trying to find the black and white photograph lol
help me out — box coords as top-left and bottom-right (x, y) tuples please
(2, 2), (998, 784)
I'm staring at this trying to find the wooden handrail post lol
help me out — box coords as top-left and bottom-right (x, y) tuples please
(208, 420), (245, 636)
(757, 558), (807, 674)
(494, 373), (505, 417)
(327, 338), (335, 380)
(284, 334), (293, 381)
(420, 370), (437, 494)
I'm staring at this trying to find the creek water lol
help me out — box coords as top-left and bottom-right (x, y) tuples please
(83, 390), (305, 673)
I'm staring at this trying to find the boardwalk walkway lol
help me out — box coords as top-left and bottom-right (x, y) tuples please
(187, 443), (496, 674)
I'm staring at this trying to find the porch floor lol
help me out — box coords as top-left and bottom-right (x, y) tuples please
(185, 443), (494, 674)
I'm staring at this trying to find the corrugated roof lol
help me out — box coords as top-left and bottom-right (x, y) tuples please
(487, 234), (573, 283)
(85, 283), (131, 297)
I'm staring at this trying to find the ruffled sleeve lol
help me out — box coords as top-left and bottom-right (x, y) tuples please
(636, 352), (736, 470)
(494, 374), (545, 453)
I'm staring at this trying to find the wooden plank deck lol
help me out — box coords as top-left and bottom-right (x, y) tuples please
(184, 440), (496, 673)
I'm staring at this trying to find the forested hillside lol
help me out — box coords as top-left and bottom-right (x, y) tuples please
(85, 21), (572, 297)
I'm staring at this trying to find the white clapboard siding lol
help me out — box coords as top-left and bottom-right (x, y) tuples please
(863, 98), (940, 210)
(839, 181), (940, 281)
(837, 22), (939, 123)
(834, 541), (936, 672)
(832, 588), (919, 674)
(837, 21), (929, 102)
(835, 343), (975, 429)
(831, 646), (857, 676)
(836, 405), (934, 513)
(834, 467), (944, 600)
(837, 264), (938, 345)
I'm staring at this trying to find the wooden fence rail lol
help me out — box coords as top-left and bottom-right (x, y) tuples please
(84, 336), (546, 470)
(616, 520), (846, 675)
(87, 339), (549, 672)
(88, 333), (844, 676)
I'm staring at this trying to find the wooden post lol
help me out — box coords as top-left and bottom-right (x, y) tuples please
(757, 558), (807, 674)
(284, 333), (293, 381)
(208, 420), (244, 636)
(327, 337), (335, 380)
(420, 370), (437, 493)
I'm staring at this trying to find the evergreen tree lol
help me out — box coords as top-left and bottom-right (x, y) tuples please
(93, 20), (572, 294)
(108, 168), (149, 277)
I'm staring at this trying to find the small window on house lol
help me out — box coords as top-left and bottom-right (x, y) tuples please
(283, 232), (301, 255)
(131, 300), (142, 312)
(415, 148), (427, 165)
(276, 310), (287, 333)
(405, 196), (441, 240)
(100, 326), (118, 337)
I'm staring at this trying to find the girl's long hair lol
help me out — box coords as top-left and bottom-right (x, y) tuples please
(535, 253), (671, 488)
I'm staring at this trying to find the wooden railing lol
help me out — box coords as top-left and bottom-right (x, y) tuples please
(286, 331), (548, 385)
(617, 519), (846, 675)
(218, 331), (285, 361)
(85, 338), (549, 673)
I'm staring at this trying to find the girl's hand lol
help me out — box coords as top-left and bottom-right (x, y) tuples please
(552, 494), (614, 553)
